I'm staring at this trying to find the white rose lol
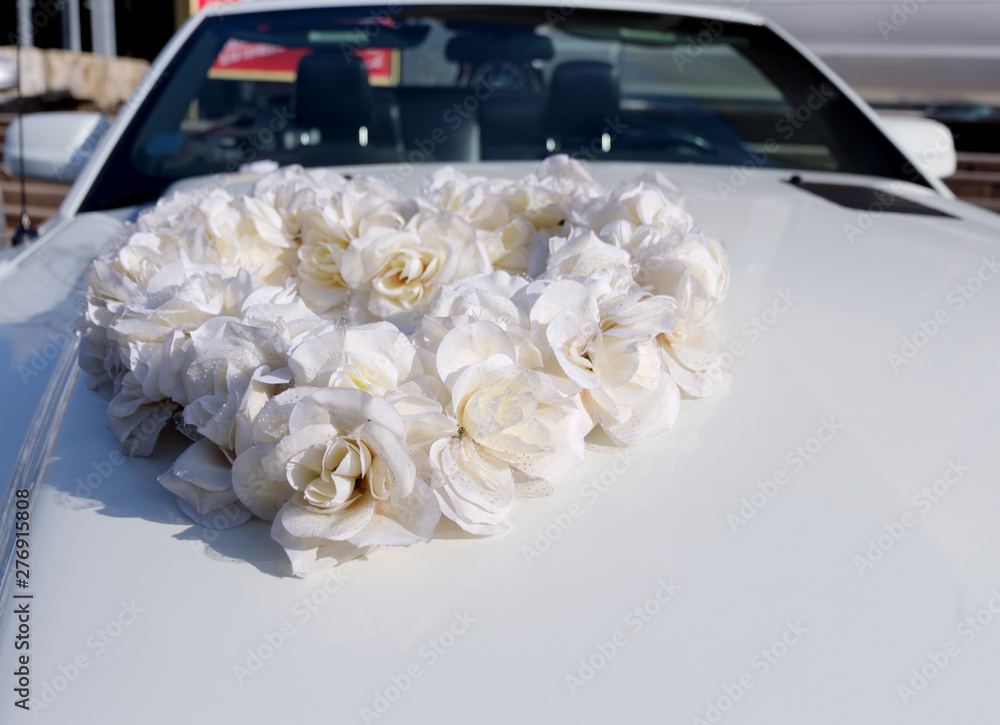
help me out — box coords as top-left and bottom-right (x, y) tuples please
(526, 278), (679, 445)
(573, 173), (693, 240)
(296, 179), (417, 314)
(78, 259), (140, 389)
(426, 271), (530, 328)
(545, 229), (633, 280)
(106, 377), (177, 456)
(427, 322), (588, 534)
(110, 266), (254, 351)
(253, 164), (349, 237)
(420, 164), (602, 273)
(660, 327), (731, 398)
(543, 231), (677, 340)
(421, 167), (512, 231)
(289, 321), (421, 395)
(114, 231), (207, 288)
(238, 281), (324, 342)
(419, 271), (540, 373)
(180, 318), (291, 451)
(217, 195), (298, 286)
(116, 264), (250, 358)
(158, 438), (252, 528)
(341, 212), (491, 330)
(632, 233), (732, 397)
(531, 154), (604, 203)
(233, 388), (438, 576)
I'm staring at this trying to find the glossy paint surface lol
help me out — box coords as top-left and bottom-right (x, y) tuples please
(2, 160), (999, 723)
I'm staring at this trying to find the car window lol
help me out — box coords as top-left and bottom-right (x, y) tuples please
(80, 4), (928, 212)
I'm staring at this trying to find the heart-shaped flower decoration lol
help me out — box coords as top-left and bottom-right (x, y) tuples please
(77, 156), (731, 576)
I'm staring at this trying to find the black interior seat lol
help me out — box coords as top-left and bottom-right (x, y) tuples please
(394, 88), (482, 162)
(479, 92), (547, 160)
(293, 51), (373, 145)
(544, 61), (620, 154)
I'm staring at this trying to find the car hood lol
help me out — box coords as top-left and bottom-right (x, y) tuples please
(2, 162), (1000, 724)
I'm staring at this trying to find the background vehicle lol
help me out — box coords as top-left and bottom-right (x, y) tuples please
(1, 3), (998, 723)
(693, 0), (1000, 109)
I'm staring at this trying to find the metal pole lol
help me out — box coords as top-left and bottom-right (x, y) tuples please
(16, 43), (27, 227)
(12, 42), (38, 246)
(64, 0), (82, 52)
(17, 0), (34, 48)
(90, 0), (118, 58)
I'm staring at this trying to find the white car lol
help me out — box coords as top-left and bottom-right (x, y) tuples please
(2, 2), (999, 724)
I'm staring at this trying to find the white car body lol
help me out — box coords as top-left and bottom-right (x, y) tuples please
(2, 2), (999, 724)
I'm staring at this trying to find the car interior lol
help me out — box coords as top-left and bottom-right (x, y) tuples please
(79, 6), (930, 212)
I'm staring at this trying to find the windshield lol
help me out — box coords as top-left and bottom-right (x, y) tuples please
(80, 4), (929, 211)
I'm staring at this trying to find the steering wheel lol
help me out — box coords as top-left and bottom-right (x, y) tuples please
(467, 61), (533, 92)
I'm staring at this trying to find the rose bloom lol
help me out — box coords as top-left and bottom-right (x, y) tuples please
(633, 232), (732, 397)
(295, 177), (415, 314)
(341, 212), (491, 331)
(288, 321), (421, 395)
(572, 171), (693, 240)
(232, 388), (439, 575)
(527, 272), (680, 446)
(425, 321), (588, 535)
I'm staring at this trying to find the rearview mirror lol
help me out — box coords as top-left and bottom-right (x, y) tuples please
(3, 112), (110, 183)
(879, 115), (957, 180)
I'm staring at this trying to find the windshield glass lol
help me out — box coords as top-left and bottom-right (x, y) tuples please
(81, 4), (928, 211)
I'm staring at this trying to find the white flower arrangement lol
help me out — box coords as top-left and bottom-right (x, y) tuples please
(77, 156), (731, 576)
